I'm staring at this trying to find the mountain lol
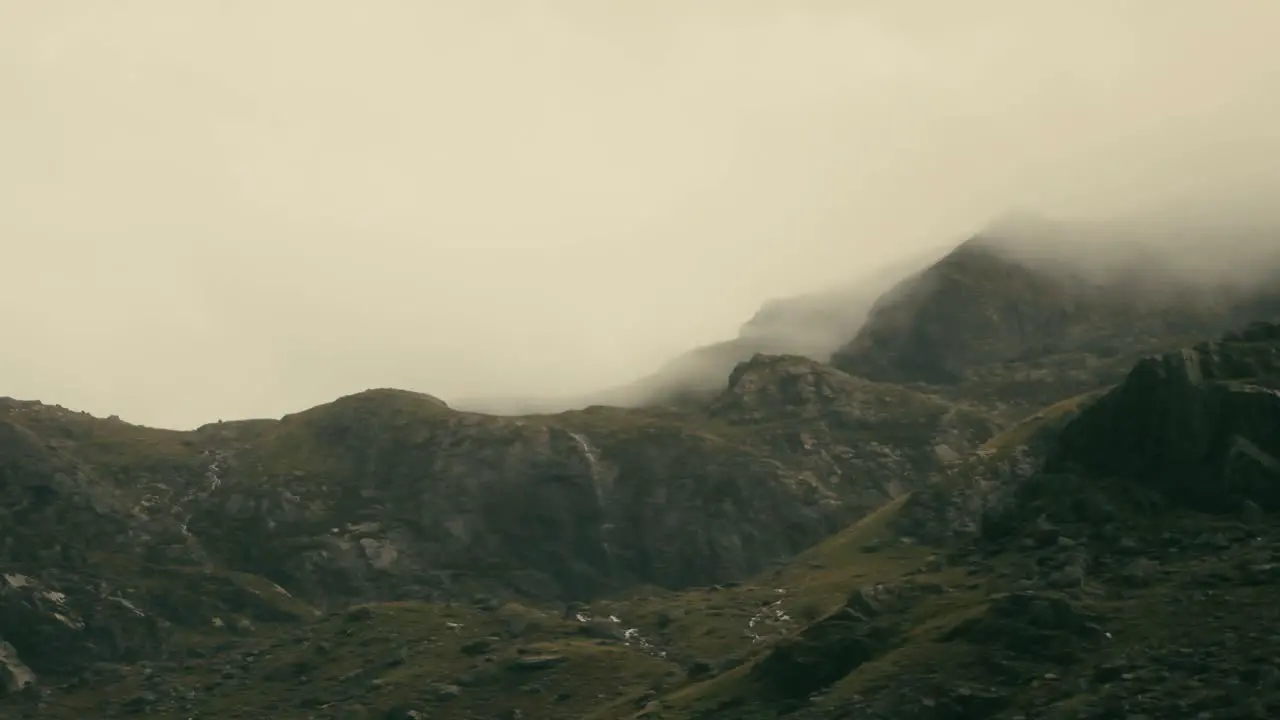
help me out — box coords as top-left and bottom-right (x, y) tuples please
(5, 322), (1278, 719)
(457, 245), (955, 415)
(0, 354), (998, 714)
(832, 221), (1280, 418)
(2, 223), (1280, 719)
(449, 286), (880, 416)
(588, 286), (886, 409)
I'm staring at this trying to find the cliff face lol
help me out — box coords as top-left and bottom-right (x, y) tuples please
(182, 373), (990, 603)
(832, 238), (1090, 384)
(1049, 321), (1280, 511)
(0, 355), (997, 690)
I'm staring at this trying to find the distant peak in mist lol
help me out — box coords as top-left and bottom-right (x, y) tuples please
(962, 210), (1280, 288)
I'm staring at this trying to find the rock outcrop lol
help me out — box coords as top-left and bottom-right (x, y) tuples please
(833, 238), (1101, 384)
(0, 640), (35, 696)
(1050, 321), (1280, 511)
(750, 581), (931, 700)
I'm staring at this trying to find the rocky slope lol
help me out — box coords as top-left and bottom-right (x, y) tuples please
(5, 322), (1278, 718)
(1049, 320), (1280, 512)
(0, 353), (996, 710)
(648, 321), (1280, 719)
(2, 224), (1279, 718)
(3, 318), (1279, 718)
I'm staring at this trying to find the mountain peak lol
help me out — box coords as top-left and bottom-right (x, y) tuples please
(831, 229), (1280, 390)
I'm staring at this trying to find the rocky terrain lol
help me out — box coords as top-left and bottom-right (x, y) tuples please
(2, 231), (1279, 719)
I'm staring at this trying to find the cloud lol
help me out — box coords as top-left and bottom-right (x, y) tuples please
(1, 1), (1278, 427)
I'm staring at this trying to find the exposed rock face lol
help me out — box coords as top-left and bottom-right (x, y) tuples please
(183, 368), (992, 604)
(0, 569), (166, 676)
(714, 354), (936, 424)
(711, 354), (996, 477)
(0, 419), (172, 679)
(1050, 321), (1280, 511)
(751, 581), (929, 699)
(884, 325), (1280, 553)
(0, 419), (132, 567)
(0, 639), (35, 695)
(833, 238), (1100, 384)
(186, 404), (840, 603)
(0, 360), (1002, 705)
(0, 356), (994, 635)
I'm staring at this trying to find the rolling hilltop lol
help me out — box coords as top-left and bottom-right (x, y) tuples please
(2, 223), (1280, 719)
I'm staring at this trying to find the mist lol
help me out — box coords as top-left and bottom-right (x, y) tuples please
(3, 1), (1279, 429)
(976, 213), (1280, 290)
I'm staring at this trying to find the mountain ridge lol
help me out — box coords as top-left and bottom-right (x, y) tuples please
(3, 223), (1280, 718)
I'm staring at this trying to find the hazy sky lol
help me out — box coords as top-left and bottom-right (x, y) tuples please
(3, 1), (1279, 428)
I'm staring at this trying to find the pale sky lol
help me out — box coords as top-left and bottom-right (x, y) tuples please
(3, 1), (1279, 428)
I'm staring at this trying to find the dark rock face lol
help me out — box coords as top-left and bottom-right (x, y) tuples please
(890, 448), (1041, 546)
(194, 365), (991, 604)
(0, 570), (167, 676)
(0, 419), (174, 679)
(1050, 322), (1280, 510)
(0, 356), (988, 627)
(833, 238), (1097, 384)
(0, 420), (132, 567)
(750, 582), (919, 699)
(940, 590), (1106, 661)
(191, 412), (848, 604)
(0, 639), (35, 695)
(711, 354), (996, 442)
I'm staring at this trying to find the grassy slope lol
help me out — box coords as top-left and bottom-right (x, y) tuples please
(0, 392), (1023, 719)
(34, 493), (1274, 720)
(17, 388), (1271, 719)
(26, 493), (949, 720)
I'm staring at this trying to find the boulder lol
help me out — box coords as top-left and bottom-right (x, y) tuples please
(0, 640), (35, 695)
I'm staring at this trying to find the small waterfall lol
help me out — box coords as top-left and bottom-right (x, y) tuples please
(745, 588), (793, 643)
(567, 432), (604, 501)
(201, 449), (228, 492)
(566, 431), (614, 564)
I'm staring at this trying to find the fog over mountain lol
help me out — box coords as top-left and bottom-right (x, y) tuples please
(3, 1), (1279, 428)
